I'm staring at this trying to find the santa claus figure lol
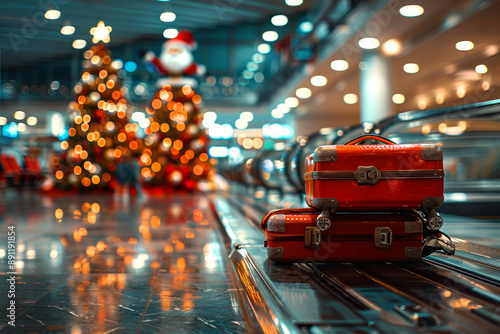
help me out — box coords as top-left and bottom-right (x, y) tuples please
(145, 31), (206, 78)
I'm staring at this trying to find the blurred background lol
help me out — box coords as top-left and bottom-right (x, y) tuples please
(2, 2), (500, 332)
(1, 0), (499, 213)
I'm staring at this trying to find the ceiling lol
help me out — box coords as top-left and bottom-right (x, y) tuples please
(2, 0), (500, 139)
(290, 0), (500, 134)
(0, 0), (312, 68)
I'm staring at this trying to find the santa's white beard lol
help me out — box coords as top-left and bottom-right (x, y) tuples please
(160, 49), (194, 75)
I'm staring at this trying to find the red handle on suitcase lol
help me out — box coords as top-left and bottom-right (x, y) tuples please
(261, 207), (320, 229)
(345, 135), (396, 146)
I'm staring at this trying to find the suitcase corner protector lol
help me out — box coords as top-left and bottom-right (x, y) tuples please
(404, 214), (423, 234)
(421, 144), (443, 161)
(313, 146), (337, 163)
(404, 247), (421, 262)
(422, 196), (444, 209)
(312, 198), (339, 210)
(267, 214), (286, 233)
(267, 246), (285, 262)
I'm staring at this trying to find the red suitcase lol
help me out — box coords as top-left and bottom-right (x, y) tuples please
(304, 135), (444, 229)
(261, 208), (424, 263)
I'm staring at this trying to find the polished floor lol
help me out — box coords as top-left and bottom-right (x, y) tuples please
(0, 190), (246, 333)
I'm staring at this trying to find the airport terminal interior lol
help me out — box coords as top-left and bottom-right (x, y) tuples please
(1, 0), (500, 333)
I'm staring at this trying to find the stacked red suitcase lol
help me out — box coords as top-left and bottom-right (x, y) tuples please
(261, 135), (453, 263)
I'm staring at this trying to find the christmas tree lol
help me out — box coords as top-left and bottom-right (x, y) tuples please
(139, 84), (212, 192)
(141, 31), (213, 192)
(50, 22), (141, 192)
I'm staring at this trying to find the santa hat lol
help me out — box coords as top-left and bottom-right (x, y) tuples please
(165, 30), (197, 50)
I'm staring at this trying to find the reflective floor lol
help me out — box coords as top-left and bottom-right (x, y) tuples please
(0, 190), (246, 333)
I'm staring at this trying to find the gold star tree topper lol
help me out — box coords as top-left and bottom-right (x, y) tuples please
(90, 21), (112, 43)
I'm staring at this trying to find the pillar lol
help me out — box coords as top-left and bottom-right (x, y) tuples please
(359, 51), (392, 123)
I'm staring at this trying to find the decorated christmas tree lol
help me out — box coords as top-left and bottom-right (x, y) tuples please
(141, 31), (213, 192)
(49, 22), (141, 192)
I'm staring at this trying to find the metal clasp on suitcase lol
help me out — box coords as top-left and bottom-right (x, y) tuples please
(305, 226), (321, 249)
(356, 166), (381, 185)
(374, 226), (393, 248)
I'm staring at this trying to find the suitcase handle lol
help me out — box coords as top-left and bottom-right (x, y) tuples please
(345, 135), (396, 146)
(261, 207), (320, 229)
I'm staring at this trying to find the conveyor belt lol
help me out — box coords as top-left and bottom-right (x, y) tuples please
(211, 193), (500, 333)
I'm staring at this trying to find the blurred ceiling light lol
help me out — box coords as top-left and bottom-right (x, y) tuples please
(310, 75), (327, 87)
(61, 25), (75, 35)
(399, 5), (424, 17)
(403, 63), (419, 73)
(242, 138), (253, 149)
(285, 97), (299, 108)
(235, 119), (248, 129)
(253, 138), (263, 149)
(330, 59), (349, 71)
(299, 21), (314, 33)
(242, 70), (254, 79)
(246, 62), (259, 71)
(455, 40), (474, 51)
(220, 124), (233, 139)
(444, 64), (457, 74)
(443, 14), (461, 29)
(382, 39), (402, 56)
(418, 99), (427, 110)
(358, 37), (380, 49)
(252, 53), (265, 63)
(438, 123), (447, 133)
(277, 103), (290, 114)
(203, 111), (217, 122)
(45, 10), (60, 20)
(285, 0), (303, 6)
(14, 111), (25, 120)
(50, 81), (60, 90)
(343, 93), (358, 104)
(456, 86), (466, 98)
(482, 81), (490, 90)
(254, 72), (265, 83)
(257, 43), (271, 54)
(27, 117), (38, 126)
(392, 94), (405, 104)
(112, 60), (123, 69)
(160, 12), (176, 22)
(72, 39), (86, 49)
(17, 123), (27, 132)
(295, 87), (312, 99)
(163, 28), (178, 39)
(240, 111), (254, 121)
(475, 64), (488, 74)
(435, 94), (445, 105)
(262, 31), (279, 42)
(484, 45), (498, 57)
(271, 109), (284, 119)
(271, 15), (288, 26)
(0, 117), (6, 126)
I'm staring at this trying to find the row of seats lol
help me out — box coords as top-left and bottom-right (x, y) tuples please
(0, 154), (44, 189)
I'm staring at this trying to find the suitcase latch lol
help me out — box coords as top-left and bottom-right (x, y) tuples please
(305, 226), (321, 249)
(356, 166), (380, 185)
(375, 227), (392, 248)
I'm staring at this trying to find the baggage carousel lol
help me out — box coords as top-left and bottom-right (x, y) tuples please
(1, 189), (499, 333)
